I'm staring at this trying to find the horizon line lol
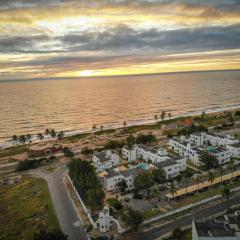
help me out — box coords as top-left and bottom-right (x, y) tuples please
(1, 68), (240, 83)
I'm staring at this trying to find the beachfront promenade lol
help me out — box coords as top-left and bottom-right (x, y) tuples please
(166, 170), (240, 199)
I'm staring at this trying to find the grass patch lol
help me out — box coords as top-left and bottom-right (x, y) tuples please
(0, 175), (59, 240)
(95, 129), (116, 135)
(0, 145), (28, 158)
(63, 133), (90, 143)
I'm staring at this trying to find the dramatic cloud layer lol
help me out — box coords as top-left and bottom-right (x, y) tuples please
(0, 0), (240, 80)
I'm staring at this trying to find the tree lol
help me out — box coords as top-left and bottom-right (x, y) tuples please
(154, 115), (158, 121)
(92, 124), (96, 132)
(123, 121), (127, 127)
(44, 129), (50, 136)
(100, 125), (104, 131)
(87, 188), (105, 210)
(117, 179), (128, 194)
(135, 133), (156, 145)
(201, 111), (206, 120)
(11, 135), (18, 143)
(200, 151), (219, 170)
(152, 168), (166, 185)
(33, 229), (68, 240)
(208, 170), (215, 185)
(194, 175), (202, 192)
(126, 134), (135, 148)
(218, 166), (224, 184)
(57, 131), (64, 141)
(50, 129), (56, 138)
(168, 112), (172, 120)
(108, 198), (123, 211)
(19, 135), (26, 144)
(160, 111), (166, 121)
(26, 134), (32, 143)
(62, 147), (73, 157)
(68, 159), (105, 209)
(183, 171), (189, 195)
(228, 158), (236, 180)
(134, 172), (154, 191)
(37, 133), (44, 140)
(172, 227), (184, 240)
(170, 181), (177, 200)
(123, 207), (143, 231)
(222, 185), (230, 213)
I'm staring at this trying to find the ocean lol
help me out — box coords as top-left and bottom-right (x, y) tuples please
(0, 70), (240, 142)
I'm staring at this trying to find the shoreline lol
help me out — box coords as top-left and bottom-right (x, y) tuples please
(1, 104), (240, 150)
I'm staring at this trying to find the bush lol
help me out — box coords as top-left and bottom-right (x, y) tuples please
(104, 140), (124, 149)
(135, 133), (156, 145)
(62, 147), (73, 157)
(108, 198), (123, 211)
(16, 159), (39, 171)
(81, 147), (93, 155)
(172, 227), (184, 239)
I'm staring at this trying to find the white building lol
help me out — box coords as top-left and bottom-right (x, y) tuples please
(93, 150), (119, 171)
(152, 159), (183, 179)
(99, 206), (111, 233)
(121, 146), (138, 162)
(169, 137), (202, 164)
(192, 218), (240, 240)
(190, 132), (239, 147)
(227, 142), (240, 159)
(207, 146), (231, 165)
(102, 167), (144, 192)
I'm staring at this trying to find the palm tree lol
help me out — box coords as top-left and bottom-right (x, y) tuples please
(100, 125), (104, 131)
(194, 175), (202, 192)
(183, 172), (189, 195)
(26, 134), (32, 143)
(123, 121), (127, 127)
(50, 129), (56, 138)
(44, 128), (50, 136)
(92, 124), (96, 132)
(154, 115), (158, 121)
(57, 131), (64, 141)
(228, 159), (236, 181)
(37, 133), (44, 140)
(208, 171), (215, 197)
(19, 135), (26, 144)
(218, 166), (224, 185)
(160, 111), (166, 121)
(208, 171), (215, 185)
(170, 181), (177, 202)
(11, 135), (18, 143)
(221, 185), (230, 213)
(168, 112), (172, 120)
(201, 111), (206, 120)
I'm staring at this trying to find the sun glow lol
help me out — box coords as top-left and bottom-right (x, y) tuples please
(79, 70), (94, 76)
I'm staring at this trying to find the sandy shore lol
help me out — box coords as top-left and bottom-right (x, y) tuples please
(1, 105), (239, 150)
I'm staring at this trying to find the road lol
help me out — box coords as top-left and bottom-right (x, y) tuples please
(122, 192), (240, 240)
(30, 166), (90, 240)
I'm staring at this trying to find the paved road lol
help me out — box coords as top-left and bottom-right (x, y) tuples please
(30, 166), (90, 240)
(122, 193), (240, 240)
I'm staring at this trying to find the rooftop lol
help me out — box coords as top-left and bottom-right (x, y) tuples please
(194, 220), (235, 237)
(153, 159), (178, 168)
(104, 170), (120, 179)
(207, 146), (228, 154)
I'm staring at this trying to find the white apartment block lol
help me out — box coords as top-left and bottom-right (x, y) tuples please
(192, 216), (240, 240)
(190, 132), (239, 147)
(169, 137), (202, 164)
(227, 143), (240, 159)
(102, 167), (144, 192)
(121, 146), (138, 161)
(207, 147), (231, 165)
(93, 150), (119, 171)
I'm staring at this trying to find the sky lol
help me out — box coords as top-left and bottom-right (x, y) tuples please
(0, 0), (240, 80)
